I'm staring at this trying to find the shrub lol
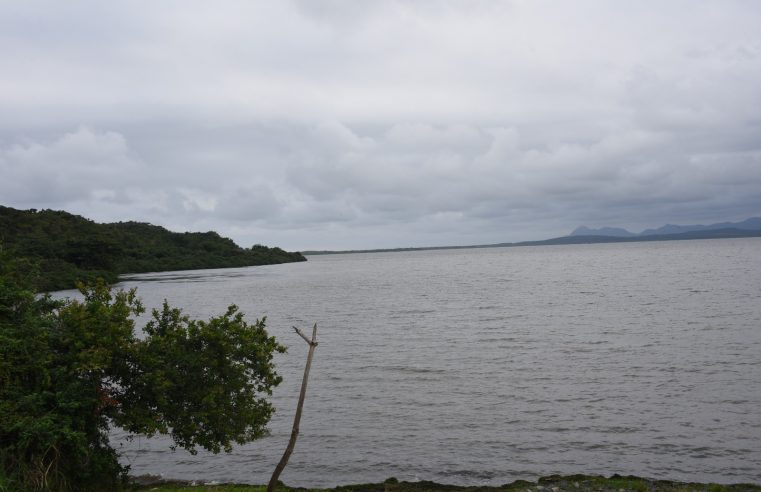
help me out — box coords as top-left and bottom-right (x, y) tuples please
(0, 248), (285, 491)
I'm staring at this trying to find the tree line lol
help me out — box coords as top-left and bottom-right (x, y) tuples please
(0, 206), (306, 291)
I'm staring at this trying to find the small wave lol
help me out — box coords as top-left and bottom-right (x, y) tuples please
(439, 469), (497, 480)
(395, 309), (437, 315)
(382, 365), (446, 374)
(539, 426), (572, 432)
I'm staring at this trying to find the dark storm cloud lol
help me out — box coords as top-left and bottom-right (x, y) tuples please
(1, 1), (760, 249)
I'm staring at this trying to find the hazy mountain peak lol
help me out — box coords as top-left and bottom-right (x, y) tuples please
(572, 217), (761, 238)
(640, 217), (761, 236)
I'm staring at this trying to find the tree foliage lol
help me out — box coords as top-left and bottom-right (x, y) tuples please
(0, 205), (306, 291)
(0, 249), (285, 491)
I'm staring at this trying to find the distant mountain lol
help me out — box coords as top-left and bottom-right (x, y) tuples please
(531, 227), (761, 246)
(571, 217), (761, 238)
(0, 205), (306, 291)
(639, 217), (761, 236)
(570, 226), (636, 237)
(306, 227), (761, 256)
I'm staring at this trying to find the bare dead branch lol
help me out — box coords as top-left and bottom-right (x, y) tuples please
(267, 324), (318, 492)
(293, 326), (312, 345)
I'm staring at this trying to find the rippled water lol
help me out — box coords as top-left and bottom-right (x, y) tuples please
(57, 239), (761, 486)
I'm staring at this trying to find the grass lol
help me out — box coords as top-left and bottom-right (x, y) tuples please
(135, 474), (761, 492)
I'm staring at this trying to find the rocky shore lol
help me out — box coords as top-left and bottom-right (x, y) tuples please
(134, 474), (761, 492)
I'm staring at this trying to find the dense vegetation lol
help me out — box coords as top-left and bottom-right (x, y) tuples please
(0, 248), (286, 491)
(0, 206), (306, 291)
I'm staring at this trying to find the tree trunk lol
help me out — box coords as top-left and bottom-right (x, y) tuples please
(267, 323), (318, 492)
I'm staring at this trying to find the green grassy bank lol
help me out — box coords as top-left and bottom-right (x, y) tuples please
(135, 474), (761, 492)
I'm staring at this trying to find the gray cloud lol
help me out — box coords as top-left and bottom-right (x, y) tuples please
(0, 127), (143, 206)
(1, 1), (761, 250)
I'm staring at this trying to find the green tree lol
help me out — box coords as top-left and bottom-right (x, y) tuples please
(0, 205), (306, 291)
(0, 248), (285, 491)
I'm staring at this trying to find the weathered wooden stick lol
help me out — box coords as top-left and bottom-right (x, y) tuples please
(267, 323), (318, 492)
(293, 326), (312, 345)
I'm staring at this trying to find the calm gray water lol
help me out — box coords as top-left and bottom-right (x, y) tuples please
(58, 239), (761, 486)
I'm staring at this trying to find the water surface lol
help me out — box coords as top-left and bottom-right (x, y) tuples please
(60, 239), (761, 486)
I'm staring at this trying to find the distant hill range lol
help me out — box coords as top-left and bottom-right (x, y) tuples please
(571, 217), (761, 237)
(0, 205), (306, 291)
(305, 217), (761, 256)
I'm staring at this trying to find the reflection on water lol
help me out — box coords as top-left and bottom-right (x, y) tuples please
(119, 270), (271, 283)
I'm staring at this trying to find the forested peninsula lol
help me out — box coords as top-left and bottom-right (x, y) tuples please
(0, 205), (306, 291)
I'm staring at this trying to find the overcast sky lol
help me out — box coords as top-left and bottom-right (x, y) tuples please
(1, 1), (760, 250)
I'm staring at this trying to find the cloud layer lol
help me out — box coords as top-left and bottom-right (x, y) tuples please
(2, 1), (760, 249)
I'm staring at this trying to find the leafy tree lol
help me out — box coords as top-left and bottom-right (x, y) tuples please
(0, 205), (306, 291)
(0, 248), (285, 491)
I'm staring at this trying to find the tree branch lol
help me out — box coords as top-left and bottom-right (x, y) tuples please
(293, 326), (313, 346)
(267, 324), (319, 492)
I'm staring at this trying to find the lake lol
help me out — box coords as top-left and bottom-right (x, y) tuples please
(56, 238), (761, 486)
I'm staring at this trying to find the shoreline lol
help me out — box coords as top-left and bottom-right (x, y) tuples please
(302, 228), (761, 256)
(133, 474), (761, 491)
